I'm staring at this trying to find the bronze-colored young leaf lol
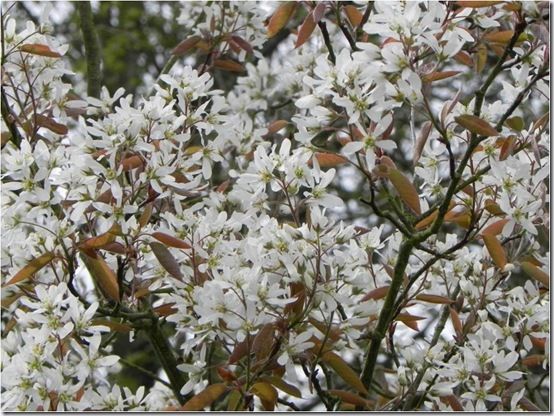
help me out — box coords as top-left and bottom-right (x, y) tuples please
(79, 230), (117, 250)
(138, 202), (154, 229)
(388, 169), (421, 215)
(35, 114), (68, 135)
(91, 318), (132, 333)
(181, 383), (228, 411)
(361, 286), (390, 302)
(267, 3), (297, 38)
(328, 389), (372, 408)
(151, 232), (191, 250)
(313, 3), (326, 23)
(521, 261), (549, 288)
(20, 43), (62, 58)
(481, 218), (509, 236)
(343, 5), (363, 27)
(449, 307), (464, 341)
(413, 120), (432, 166)
(250, 382), (278, 411)
(150, 242), (183, 281)
(120, 155), (144, 171)
(153, 303), (178, 317)
(455, 114), (498, 137)
(422, 71), (460, 83)
(483, 30), (515, 44)
(260, 376), (302, 398)
(321, 351), (368, 396)
(312, 152), (348, 168)
(457, 1), (504, 8)
(454, 51), (473, 67)
(80, 251), (120, 301)
(295, 12), (316, 49)
(6, 252), (55, 285)
(172, 35), (202, 56)
(266, 120), (289, 135)
(214, 59), (246, 73)
(252, 323), (275, 360)
(474, 43), (488, 73)
(482, 234), (507, 269)
(484, 199), (505, 216)
(230, 35), (253, 53)
(415, 294), (454, 304)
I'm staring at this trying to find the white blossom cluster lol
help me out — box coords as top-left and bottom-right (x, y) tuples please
(1, 1), (549, 411)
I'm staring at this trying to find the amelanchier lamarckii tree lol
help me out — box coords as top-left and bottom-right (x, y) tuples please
(0, 1), (549, 411)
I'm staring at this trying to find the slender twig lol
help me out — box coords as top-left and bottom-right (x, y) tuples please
(318, 21), (336, 64)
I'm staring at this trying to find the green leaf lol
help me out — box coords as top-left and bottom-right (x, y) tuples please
(321, 351), (368, 396)
(455, 114), (499, 137)
(6, 252), (55, 285)
(505, 116), (524, 131)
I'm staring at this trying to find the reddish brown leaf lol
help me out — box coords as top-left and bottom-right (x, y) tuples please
(328, 390), (371, 408)
(151, 232), (191, 250)
(449, 307), (464, 340)
(5, 252), (55, 285)
(454, 51), (473, 67)
(415, 294), (454, 304)
(413, 121), (432, 166)
(482, 234), (507, 269)
(313, 3), (327, 23)
(266, 120), (289, 135)
(181, 383), (227, 411)
(422, 71), (461, 83)
(388, 169), (421, 215)
(482, 218), (509, 236)
(35, 114), (68, 135)
(252, 323), (275, 360)
(20, 43), (62, 58)
(120, 155), (144, 171)
(321, 351), (368, 395)
(260, 376), (302, 398)
(80, 251), (120, 301)
(521, 262), (549, 288)
(457, 1), (504, 8)
(312, 152), (348, 168)
(344, 5), (363, 27)
(455, 114), (498, 137)
(213, 59), (245, 73)
(361, 286), (390, 302)
(172, 35), (202, 55)
(250, 382), (278, 411)
(483, 30), (515, 43)
(150, 242), (183, 281)
(267, 3), (297, 38)
(230, 35), (253, 53)
(153, 303), (178, 317)
(295, 12), (317, 48)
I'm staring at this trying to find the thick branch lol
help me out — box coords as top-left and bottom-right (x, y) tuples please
(77, 2), (102, 98)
